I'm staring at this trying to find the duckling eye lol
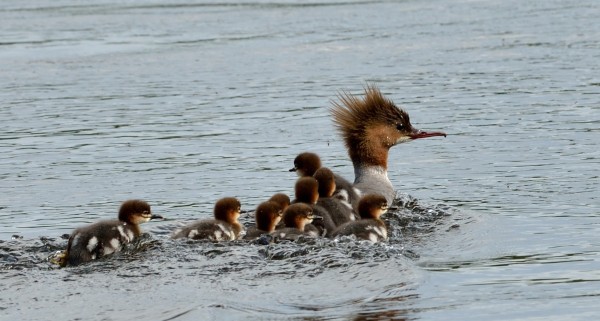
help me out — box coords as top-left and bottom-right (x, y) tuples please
(142, 210), (149, 214)
(396, 123), (404, 131)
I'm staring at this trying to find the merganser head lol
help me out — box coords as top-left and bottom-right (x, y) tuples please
(213, 197), (242, 224)
(331, 85), (446, 169)
(289, 152), (322, 177)
(118, 199), (162, 224)
(255, 201), (283, 232)
(282, 203), (314, 231)
(268, 193), (291, 212)
(294, 177), (320, 205)
(357, 194), (389, 219)
(313, 167), (336, 198)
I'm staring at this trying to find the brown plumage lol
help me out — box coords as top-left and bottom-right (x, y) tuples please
(272, 203), (318, 240)
(268, 193), (291, 212)
(331, 85), (413, 169)
(331, 85), (446, 204)
(62, 199), (162, 267)
(314, 167), (356, 227)
(282, 203), (314, 231)
(289, 152), (322, 176)
(331, 194), (389, 242)
(356, 194), (389, 219)
(313, 167), (336, 198)
(244, 201), (283, 239)
(213, 197), (242, 224)
(118, 200), (154, 232)
(255, 201), (283, 232)
(294, 177), (319, 205)
(172, 197), (244, 241)
(292, 176), (337, 235)
(289, 152), (361, 212)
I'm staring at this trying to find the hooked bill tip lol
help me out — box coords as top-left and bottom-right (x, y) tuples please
(410, 130), (447, 140)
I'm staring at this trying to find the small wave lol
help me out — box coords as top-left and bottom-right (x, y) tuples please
(1, 194), (455, 273)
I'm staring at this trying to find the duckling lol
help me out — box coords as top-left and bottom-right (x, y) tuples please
(62, 199), (162, 267)
(331, 85), (446, 204)
(313, 167), (358, 225)
(331, 194), (389, 243)
(172, 197), (244, 241)
(289, 152), (322, 177)
(292, 176), (336, 236)
(271, 203), (317, 240)
(244, 201), (283, 239)
(290, 152), (361, 210)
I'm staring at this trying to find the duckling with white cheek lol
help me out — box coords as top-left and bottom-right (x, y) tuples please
(172, 197), (244, 241)
(272, 203), (317, 240)
(290, 152), (361, 210)
(62, 199), (163, 267)
(331, 194), (389, 243)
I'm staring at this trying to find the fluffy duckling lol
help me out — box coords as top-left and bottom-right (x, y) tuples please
(290, 152), (361, 210)
(244, 201), (283, 239)
(172, 197), (244, 241)
(289, 152), (322, 177)
(271, 203), (317, 240)
(314, 167), (358, 225)
(61, 199), (162, 267)
(292, 176), (336, 236)
(331, 194), (389, 242)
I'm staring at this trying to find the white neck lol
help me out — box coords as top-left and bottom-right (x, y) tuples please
(353, 165), (395, 205)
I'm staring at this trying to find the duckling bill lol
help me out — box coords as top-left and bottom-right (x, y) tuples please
(271, 203), (318, 240)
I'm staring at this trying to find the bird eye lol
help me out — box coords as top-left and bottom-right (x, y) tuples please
(396, 123), (404, 131)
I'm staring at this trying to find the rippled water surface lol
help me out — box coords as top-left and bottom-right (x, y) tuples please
(1, 0), (599, 320)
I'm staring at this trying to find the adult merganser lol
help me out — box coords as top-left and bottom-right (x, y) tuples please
(292, 176), (336, 236)
(313, 167), (357, 226)
(61, 199), (163, 267)
(172, 197), (244, 241)
(331, 85), (446, 204)
(331, 194), (389, 242)
(290, 152), (361, 209)
(271, 203), (317, 240)
(244, 201), (283, 239)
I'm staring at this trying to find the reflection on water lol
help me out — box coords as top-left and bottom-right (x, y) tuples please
(1, 0), (600, 320)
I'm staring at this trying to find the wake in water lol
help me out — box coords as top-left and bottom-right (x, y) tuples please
(0, 194), (462, 320)
(1, 193), (455, 273)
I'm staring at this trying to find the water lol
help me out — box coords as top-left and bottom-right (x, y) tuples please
(1, 0), (599, 320)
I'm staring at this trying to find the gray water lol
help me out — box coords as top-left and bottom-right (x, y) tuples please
(1, 0), (599, 320)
